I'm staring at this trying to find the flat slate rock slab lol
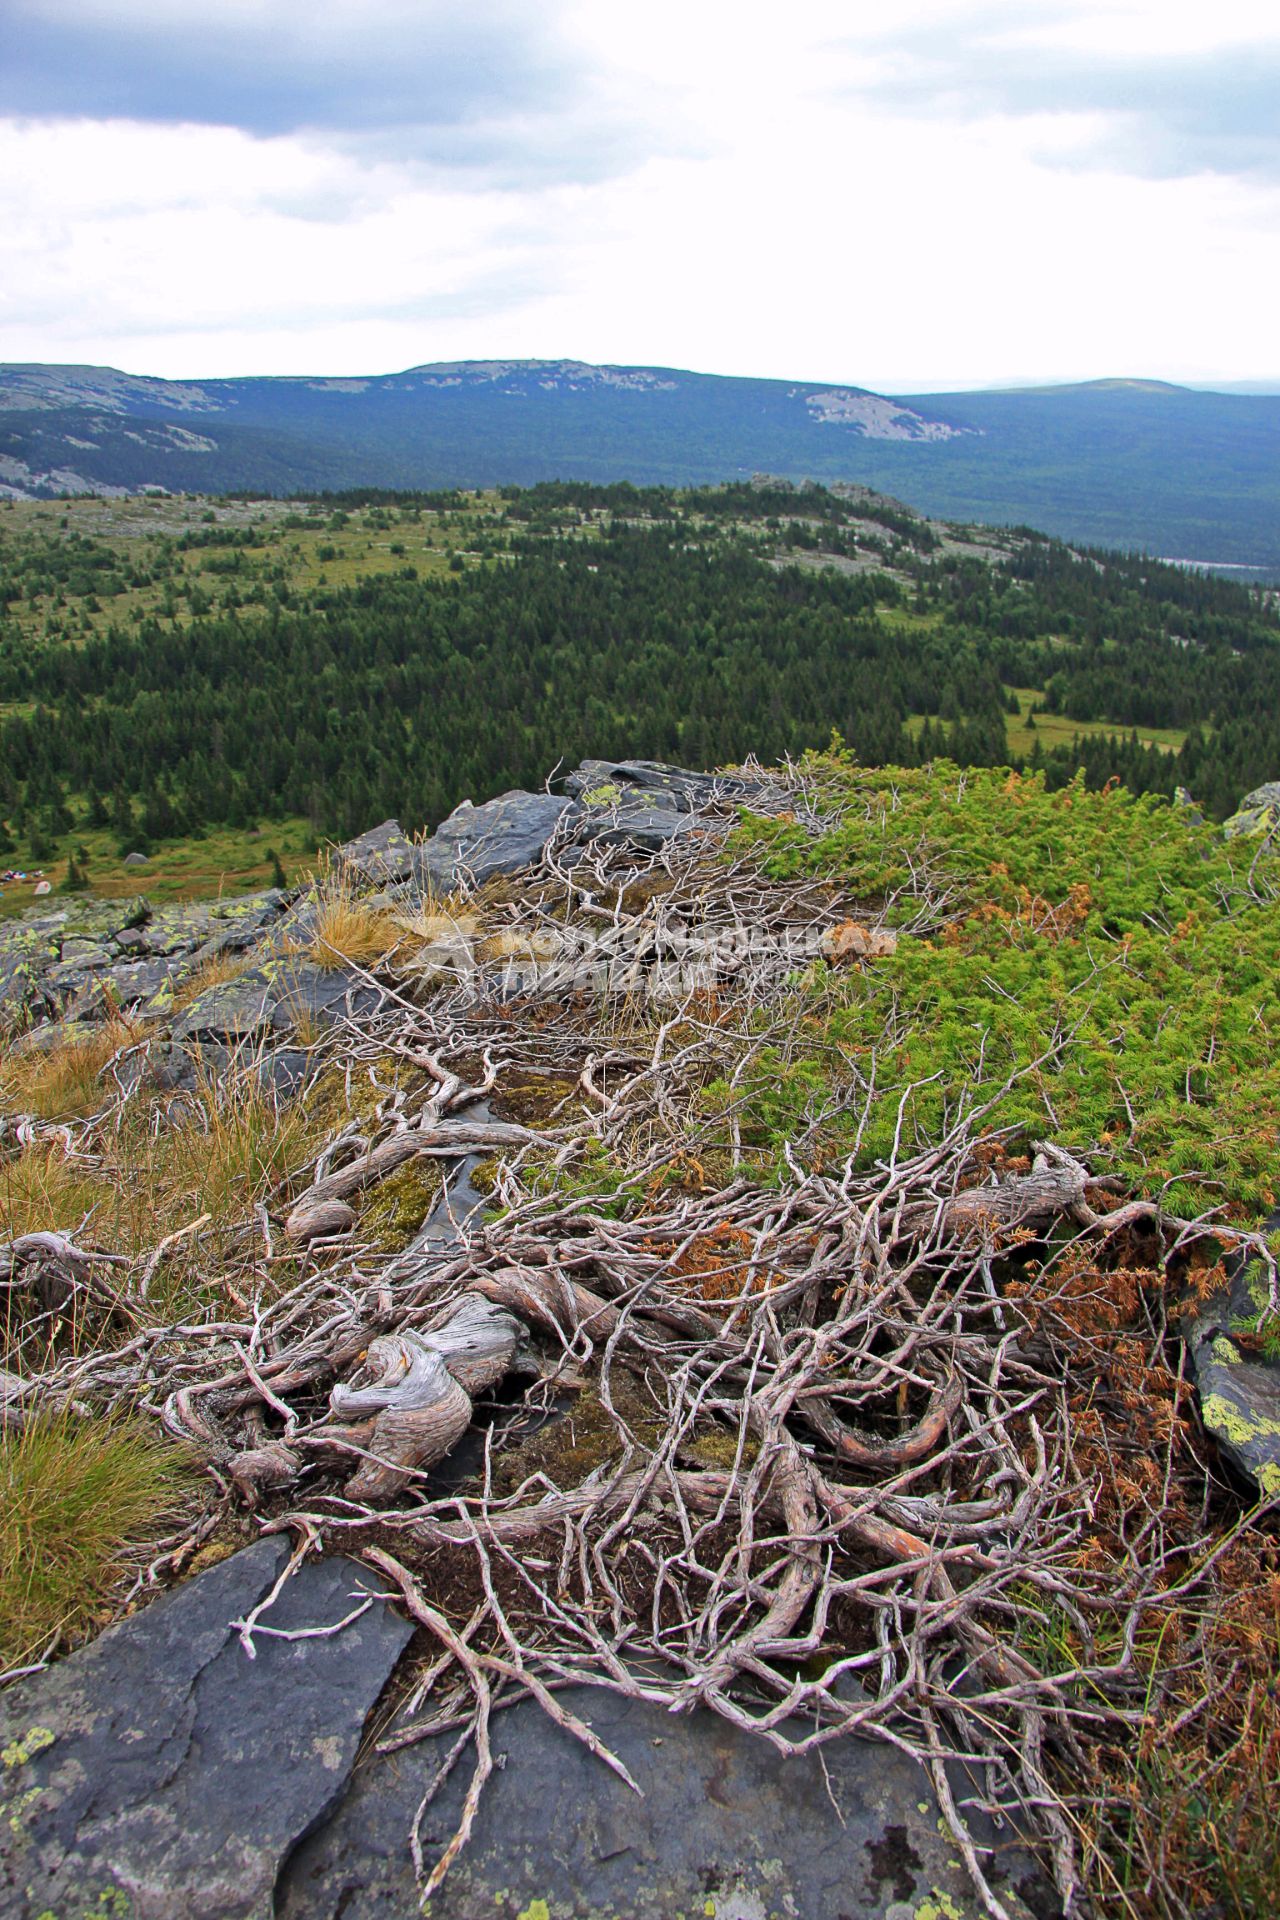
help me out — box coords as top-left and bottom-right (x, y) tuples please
(279, 1684), (1052, 1920)
(0, 1537), (413, 1920)
(171, 957), (383, 1045)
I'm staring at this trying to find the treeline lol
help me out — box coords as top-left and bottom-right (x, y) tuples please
(0, 483), (1278, 854)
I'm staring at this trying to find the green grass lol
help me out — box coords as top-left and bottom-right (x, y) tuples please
(0, 1413), (189, 1667)
(1005, 685), (1188, 758)
(0, 817), (315, 919)
(905, 687), (1189, 758)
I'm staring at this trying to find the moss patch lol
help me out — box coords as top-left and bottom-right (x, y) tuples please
(490, 1378), (666, 1498)
(493, 1072), (583, 1128)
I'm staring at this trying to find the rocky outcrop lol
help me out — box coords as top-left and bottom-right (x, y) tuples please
(413, 788), (572, 889)
(1222, 780), (1280, 839)
(0, 891), (288, 1030)
(278, 1680), (1049, 1920)
(0, 759), (759, 1069)
(0, 1537), (1047, 1920)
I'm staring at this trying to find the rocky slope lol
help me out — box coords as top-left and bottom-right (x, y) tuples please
(4, 754), (1280, 1917)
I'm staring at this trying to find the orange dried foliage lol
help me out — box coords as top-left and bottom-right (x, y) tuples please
(644, 1222), (784, 1302)
(958, 879), (1094, 945)
(819, 920), (898, 964)
(1004, 1238), (1280, 1912)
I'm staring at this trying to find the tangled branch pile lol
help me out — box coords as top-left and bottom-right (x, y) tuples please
(4, 760), (1279, 1918)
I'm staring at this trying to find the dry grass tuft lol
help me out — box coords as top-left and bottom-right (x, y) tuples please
(1, 1067), (313, 1334)
(0, 1014), (142, 1121)
(171, 947), (255, 1011)
(0, 1146), (116, 1248)
(310, 878), (402, 972)
(0, 1412), (189, 1668)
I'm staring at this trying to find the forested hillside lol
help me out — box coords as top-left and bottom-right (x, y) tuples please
(4, 360), (1280, 569)
(0, 481), (1277, 896)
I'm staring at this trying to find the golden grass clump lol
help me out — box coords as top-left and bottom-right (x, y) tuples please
(142, 1069), (309, 1229)
(1, 1069), (312, 1325)
(0, 1413), (188, 1668)
(0, 1145), (116, 1249)
(0, 1014), (141, 1121)
(309, 878), (403, 971)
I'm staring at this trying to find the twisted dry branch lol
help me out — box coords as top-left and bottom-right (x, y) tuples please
(1, 759), (1252, 1918)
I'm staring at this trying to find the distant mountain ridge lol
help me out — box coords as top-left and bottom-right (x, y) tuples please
(2, 357), (1278, 569)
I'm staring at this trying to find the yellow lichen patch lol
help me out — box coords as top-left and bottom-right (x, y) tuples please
(1200, 1391), (1280, 1445)
(915, 1892), (965, 1920)
(1, 1726), (54, 1769)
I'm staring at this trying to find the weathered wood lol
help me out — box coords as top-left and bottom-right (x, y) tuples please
(470, 1264), (623, 1345)
(283, 1120), (538, 1240)
(893, 1158), (1091, 1242)
(416, 1290), (524, 1397)
(229, 1438), (303, 1504)
(0, 1367), (31, 1433)
(332, 1334), (473, 1500)
(803, 1370), (964, 1469)
(284, 1197), (357, 1246)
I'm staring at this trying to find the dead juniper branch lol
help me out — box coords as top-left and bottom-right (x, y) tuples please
(9, 762), (1260, 1920)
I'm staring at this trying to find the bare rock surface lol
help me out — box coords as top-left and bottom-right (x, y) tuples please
(411, 789), (571, 891)
(278, 1682), (1054, 1920)
(1188, 1206), (1280, 1496)
(0, 1537), (413, 1920)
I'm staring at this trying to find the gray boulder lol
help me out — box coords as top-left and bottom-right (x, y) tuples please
(0, 1537), (414, 1920)
(1223, 781), (1280, 839)
(564, 757), (770, 812)
(575, 794), (702, 853)
(0, 952), (54, 1025)
(413, 790), (571, 892)
(172, 957), (382, 1046)
(333, 819), (418, 887)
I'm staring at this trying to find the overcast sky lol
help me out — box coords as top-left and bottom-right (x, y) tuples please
(3, 0), (1279, 390)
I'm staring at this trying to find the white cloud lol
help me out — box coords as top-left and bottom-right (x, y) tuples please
(1, 0), (1279, 386)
